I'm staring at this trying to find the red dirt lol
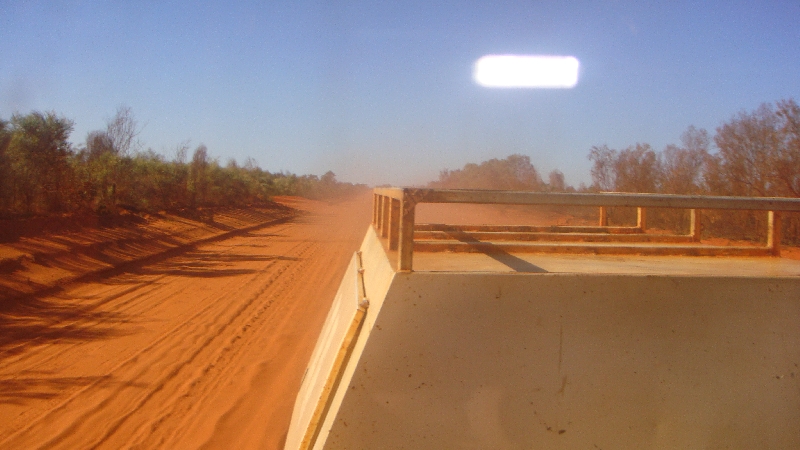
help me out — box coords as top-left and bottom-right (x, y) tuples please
(0, 193), (372, 449)
(0, 205), (296, 302)
(1, 194), (797, 450)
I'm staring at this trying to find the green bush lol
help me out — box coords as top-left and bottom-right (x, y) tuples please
(0, 110), (367, 219)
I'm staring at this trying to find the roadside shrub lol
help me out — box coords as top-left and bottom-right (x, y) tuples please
(0, 109), (367, 219)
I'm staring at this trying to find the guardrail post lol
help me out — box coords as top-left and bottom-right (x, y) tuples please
(767, 211), (781, 256)
(689, 209), (701, 242)
(398, 191), (416, 271)
(388, 198), (400, 250)
(599, 206), (608, 226)
(381, 196), (391, 237)
(637, 207), (647, 231)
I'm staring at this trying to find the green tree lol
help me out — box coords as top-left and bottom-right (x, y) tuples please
(0, 119), (12, 214)
(83, 130), (121, 213)
(430, 154), (543, 190)
(7, 111), (75, 213)
(189, 145), (210, 207)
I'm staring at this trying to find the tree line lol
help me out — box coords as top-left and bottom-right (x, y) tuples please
(587, 99), (799, 241)
(0, 107), (365, 218)
(2, 100), (797, 241)
(431, 99), (799, 243)
(430, 154), (570, 192)
(588, 99), (799, 198)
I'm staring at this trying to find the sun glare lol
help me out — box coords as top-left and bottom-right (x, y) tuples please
(473, 55), (580, 88)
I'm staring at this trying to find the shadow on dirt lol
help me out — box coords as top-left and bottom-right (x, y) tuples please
(0, 209), (299, 372)
(0, 292), (133, 361)
(115, 249), (301, 279)
(0, 372), (147, 406)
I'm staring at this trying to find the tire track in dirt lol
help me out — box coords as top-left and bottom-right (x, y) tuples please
(120, 241), (325, 448)
(0, 276), (173, 368)
(85, 241), (318, 449)
(2, 244), (304, 448)
(0, 193), (372, 449)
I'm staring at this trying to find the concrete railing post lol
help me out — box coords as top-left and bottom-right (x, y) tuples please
(637, 207), (647, 231)
(599, 206), (608, 226)
(376, 195), (384, 231)
(381, 196), (391, 237)
(398, 191), (416, 271)
(768, 211), (781, 256)
(372, 194), (377, 226)
(388, 198), (400, 250)
(689, 209), (701, 242)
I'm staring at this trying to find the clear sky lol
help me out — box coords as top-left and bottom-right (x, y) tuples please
(2, 1), (799, 187)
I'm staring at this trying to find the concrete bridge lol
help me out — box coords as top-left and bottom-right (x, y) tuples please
(286, 189), (800, 449)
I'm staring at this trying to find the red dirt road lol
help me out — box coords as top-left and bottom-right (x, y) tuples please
(0, 194), (372, 449)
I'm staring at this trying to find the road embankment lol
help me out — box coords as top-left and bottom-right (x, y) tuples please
(0, 204), (296, 303)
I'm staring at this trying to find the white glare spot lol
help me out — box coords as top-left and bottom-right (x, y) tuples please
(474, 55), (580, 88)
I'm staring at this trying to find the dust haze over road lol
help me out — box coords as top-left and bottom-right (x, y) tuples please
(0, 193), (372, 449)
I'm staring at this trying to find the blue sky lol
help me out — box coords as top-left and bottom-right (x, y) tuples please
(2, 1), (799, 187)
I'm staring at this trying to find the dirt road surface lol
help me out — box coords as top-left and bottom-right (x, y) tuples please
(0, 194), (372, 450)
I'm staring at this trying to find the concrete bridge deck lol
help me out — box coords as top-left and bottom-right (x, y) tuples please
(286, 227), (800, 449)
(286, 189), (800, 449)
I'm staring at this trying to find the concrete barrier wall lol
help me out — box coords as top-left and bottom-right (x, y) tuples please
(289, 229), (800, 449)
(286, 228), (396, 450)
(322, 274), (800, 449)
(283, 252), (360, 450)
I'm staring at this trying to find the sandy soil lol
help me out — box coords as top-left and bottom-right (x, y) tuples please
(0, 206), (296, 302)
(0, 193), (372, 449)
(1, 194), (797, 450)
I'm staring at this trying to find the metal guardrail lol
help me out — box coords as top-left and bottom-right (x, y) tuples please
(372, 188), (800, 271)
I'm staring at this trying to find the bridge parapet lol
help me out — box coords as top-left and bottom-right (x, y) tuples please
(373, 187), (800, 270)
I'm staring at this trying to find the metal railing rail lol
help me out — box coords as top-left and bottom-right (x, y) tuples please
(372, 187), (800, 271)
